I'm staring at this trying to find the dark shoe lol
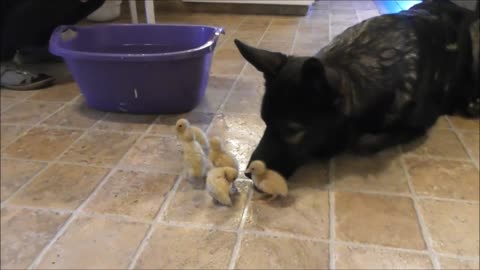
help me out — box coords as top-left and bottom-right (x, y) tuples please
(1, 64), (55, 90)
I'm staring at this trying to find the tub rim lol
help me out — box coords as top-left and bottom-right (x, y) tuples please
(49, 23), (224, 62)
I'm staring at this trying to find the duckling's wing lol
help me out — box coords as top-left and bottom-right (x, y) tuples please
(207, 177), (232, 206)
(192, 127), (209, 149)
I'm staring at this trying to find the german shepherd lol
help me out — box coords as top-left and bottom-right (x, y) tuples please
(235, 0), (479, 179)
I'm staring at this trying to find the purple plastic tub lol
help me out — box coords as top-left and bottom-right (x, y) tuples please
(49, 24), (224, 114)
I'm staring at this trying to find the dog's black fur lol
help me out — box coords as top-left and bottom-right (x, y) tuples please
(235, 0), (479, 179)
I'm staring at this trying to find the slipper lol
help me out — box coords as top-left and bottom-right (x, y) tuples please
(1, 65), (55, 90)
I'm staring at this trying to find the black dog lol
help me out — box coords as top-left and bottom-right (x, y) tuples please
(235, 0), (479, 179)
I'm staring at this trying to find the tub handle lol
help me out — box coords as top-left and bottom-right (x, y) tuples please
(53, 25), (79, 42)
(209, 27), (225, 52)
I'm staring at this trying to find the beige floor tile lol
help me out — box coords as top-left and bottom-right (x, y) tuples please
(1, 207), (70, 270)
(333, 149), (410, 194)
(439, 257), (480, 270)
(222, 138), (257, 172)
(243, 63), (264, 78)
(432, 116), (451, 130)
(1, 97), (20, 112)
(28, 82), (80, 102)
(288, 160), (329, 188)
(149, 112), (214, 136)
(10, 164), (109, 210)
(258, 41), (294, 53)
(42, 102), (105, 129)
(405, 157), (479, 201)
(37, 216), (148, 269)
(208, 113), (265, 142)
(122, 135), (183, 173)
(335, 192), (425, 250)
(164, 179), (250, 229)
(403, 130), (469, 159)
(246, 187), (329, 238)
(60, 130), (138, 166)
(214, 48), (244, 62)
(235, 234), (329, 269)
(236, 23), (269, 32)
(5, 127), (83, 161)
(84, 170), (176, 220)
(448, 116), (480, 131)
(208, 115), (265, 170)
(0, 125), (30, 149)
(246, 163), (329, 237)
(1, 101), (63, 125)
(191, 89), (229, 113)
(134, 225), (236, 269)
(357, 9), (381, 21)
(420, 199), (479, 256)
(459, 132), (479, 164)
(0, 89), (36, 99)
(1, 159), (47, 202)
(222, 87), (262, 114)
(222, 76), (264, 114)
(211, 59), (246, 76)
(335, 244), (432, 269)
(93, 113), (157, 133)
(206, 75), (237, 91)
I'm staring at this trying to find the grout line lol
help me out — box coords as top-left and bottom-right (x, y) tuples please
(1, 112), (112, 209)
(0, 156), (112, 169)
(416, 195), (480, 205)
(328, 6), (332, 42)
(331, 187), (411, 198)
(334, 239), (430, 255)
(227, 186), (253, 270)
(3, 204), (74, 215)
(127, 175), (183, 270)
(328, 159), (336, 270)
(0, 101), (69, 151)
(77, 211), (152, 225)
(127, 65), (243, 269)
(398, 146), (441, 270)
(445, 117), (480, 170)
(158, 219), (238, 233)
(436, 253), (480, 261)
(216, 18), (273, 114)
(244, 228), (330, 244)
(226, 19), (274, 270)
(402, 152), (473, 163)
(289, 17), (301, 55)
(354, 6), (362, 23)
(26, 113), (159, 269)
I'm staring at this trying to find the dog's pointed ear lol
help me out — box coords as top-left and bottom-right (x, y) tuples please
(234, 39), (287, 77)
(302, 57), (340, 91)
(302, 57), (353, 114)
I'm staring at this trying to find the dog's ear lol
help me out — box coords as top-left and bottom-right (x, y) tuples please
(234, 39), (287, 77)
(302, 57), (353, 114)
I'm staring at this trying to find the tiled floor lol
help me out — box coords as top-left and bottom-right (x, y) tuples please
(1, 1), (479, 269)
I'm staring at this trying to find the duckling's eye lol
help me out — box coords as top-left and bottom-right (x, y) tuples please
(179, 124), (183, 128)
